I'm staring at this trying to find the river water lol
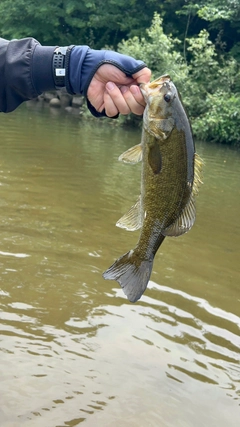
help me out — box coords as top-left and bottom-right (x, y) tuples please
(0, 101), (239, 427)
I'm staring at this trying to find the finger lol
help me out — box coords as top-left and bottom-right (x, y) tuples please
(120, 86), (145, 115)
(129, 85), (146, 107)
(105, 82), (131, 115)
(132, 67), (151, 84)
(103, 90), (119, 117)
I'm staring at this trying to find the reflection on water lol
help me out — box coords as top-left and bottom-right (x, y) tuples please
(0, 103), (239, 427)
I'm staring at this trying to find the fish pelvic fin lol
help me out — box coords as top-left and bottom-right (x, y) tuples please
(118, 144), (143, 164)
(116, 196), (142, 231)
(103, 250), (153, 303)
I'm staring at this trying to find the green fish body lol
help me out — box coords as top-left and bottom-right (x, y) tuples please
(103, 75), (202, 302)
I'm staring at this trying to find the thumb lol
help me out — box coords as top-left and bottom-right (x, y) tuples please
(132, 67), (151, 84)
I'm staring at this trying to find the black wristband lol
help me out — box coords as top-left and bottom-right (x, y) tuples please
(65, 45), (75, 95)
(52, 47), (67, 88)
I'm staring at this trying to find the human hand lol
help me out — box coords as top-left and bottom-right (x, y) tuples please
(87, 64), (151, 117)
(69, 46), (151, 118)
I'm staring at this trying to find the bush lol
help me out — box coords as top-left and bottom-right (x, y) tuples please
(192, 92), (240, 146)
(118, 13), (188, 86)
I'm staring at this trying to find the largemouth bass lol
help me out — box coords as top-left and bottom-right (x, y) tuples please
(103, 75), (203, 303)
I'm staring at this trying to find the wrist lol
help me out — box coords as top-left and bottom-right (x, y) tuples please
(52, 46), (75, 94)
(68, 46), (90, 95)
(32, 44), (75, 95)
(52, 47), (66, 87)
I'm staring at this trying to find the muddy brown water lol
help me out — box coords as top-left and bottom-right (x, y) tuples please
(0, 102), (239, 427)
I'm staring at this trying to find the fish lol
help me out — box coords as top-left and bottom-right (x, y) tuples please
(103, 75), (203, 303)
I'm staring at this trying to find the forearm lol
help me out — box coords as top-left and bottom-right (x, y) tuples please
(0, 38), (96, 114)
(0, 37), (58, 113)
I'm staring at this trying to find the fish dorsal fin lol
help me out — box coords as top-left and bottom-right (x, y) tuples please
(118, 144), (143, 164)
(163, 194), (196, 237)
(193, 153), (204, 196)
(116, 197), (142, 231)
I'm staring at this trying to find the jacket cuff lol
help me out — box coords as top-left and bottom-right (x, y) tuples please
(32, 45), (56, 94)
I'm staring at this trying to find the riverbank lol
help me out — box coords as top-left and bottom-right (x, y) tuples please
(27, 90), (142, 128)
(37, 90), (86, 116)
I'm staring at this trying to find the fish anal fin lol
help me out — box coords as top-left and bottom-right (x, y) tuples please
(118, 144), (142, 164)
(163, 194), (196, 237)
(116, 197), (142, 231)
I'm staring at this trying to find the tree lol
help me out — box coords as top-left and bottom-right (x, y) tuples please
(177, 0), (240, 59)
(0, 0), (162, 48)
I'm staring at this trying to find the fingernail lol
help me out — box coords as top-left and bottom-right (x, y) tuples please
(120, 86), (128, 94)
(130, 85), (139, 95)
(106, 82), (115, 91)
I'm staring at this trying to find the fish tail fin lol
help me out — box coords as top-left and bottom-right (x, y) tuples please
(103, 250), (153, 303)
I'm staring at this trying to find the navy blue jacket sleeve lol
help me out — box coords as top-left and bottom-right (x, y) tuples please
(0, 37), (56, 113)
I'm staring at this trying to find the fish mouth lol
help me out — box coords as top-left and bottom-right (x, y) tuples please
(140, 74), (171, 99)
(148, 74), (171, 89)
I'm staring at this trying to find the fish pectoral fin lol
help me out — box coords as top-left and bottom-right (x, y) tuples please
(163, 194), (196, 237)
(148, 144), (162, 174)
(118, 144), (143, 164)
(116, 197), (142, 231)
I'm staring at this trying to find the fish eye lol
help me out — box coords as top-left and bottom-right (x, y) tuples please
(164, 93), (171, 103)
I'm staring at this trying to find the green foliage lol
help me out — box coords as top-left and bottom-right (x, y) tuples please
(118, 14), (240, 146)
(192, 92), (240, 146)
(0, 0), (66, 45)
(183, 29), (223, 116)
(0, 0), (239, 58)
(183, 29), (240, 146)
(0, 0), (162, 48)
(176, 0), (240, 59)
(196, 0), (240, 22)
(118, 13), (188, 85)
(177, 0), (239, 23)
